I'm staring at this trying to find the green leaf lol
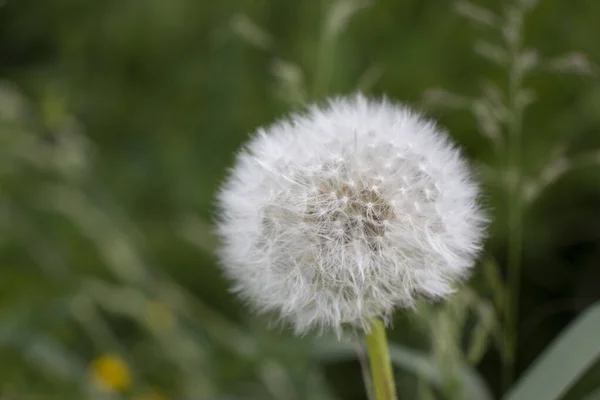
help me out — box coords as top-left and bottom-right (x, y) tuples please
(583, 385), (600, 400)
(504, 301), (600, 400)
(312, 339), (493, 400)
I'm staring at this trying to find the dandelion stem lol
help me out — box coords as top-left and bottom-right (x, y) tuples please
(364, 318), (397, 400)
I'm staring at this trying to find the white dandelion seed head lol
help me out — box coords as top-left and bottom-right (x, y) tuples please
(216, 94), (487, 335)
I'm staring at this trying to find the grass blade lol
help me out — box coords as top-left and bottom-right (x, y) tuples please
(504, 301), (600, 400)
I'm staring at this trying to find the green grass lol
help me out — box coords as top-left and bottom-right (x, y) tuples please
(1, 0), (600, 398)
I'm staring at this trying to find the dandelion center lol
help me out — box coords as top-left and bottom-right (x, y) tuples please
(305, 180), (395, 246)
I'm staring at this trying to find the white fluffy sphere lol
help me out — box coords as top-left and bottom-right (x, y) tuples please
(216, 95), (486, 335)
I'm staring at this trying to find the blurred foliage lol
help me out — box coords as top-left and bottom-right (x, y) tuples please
(1, 0), (600, 399)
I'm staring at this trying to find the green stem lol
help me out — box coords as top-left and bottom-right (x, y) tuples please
(364, 318), (397, 400)
(312, 29), (334, 99)
(502, 5), (524, 392)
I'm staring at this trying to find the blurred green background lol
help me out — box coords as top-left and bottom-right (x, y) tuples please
(1, 0), (600, 399)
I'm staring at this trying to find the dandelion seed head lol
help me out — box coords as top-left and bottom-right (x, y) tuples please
(216, 94), (486, 335)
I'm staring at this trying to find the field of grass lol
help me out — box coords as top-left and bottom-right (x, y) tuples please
(1, 0), (600, 399)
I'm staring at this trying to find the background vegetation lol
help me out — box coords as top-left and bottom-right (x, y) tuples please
(1, 0), (599, 399)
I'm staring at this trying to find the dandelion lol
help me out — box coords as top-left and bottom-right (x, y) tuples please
(217, 94), (485, 333)
(89, 353), (131, 393)
(217, 94), (486, 399)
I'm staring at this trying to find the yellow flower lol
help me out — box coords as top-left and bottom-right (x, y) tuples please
(89, 353), (131, 393)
